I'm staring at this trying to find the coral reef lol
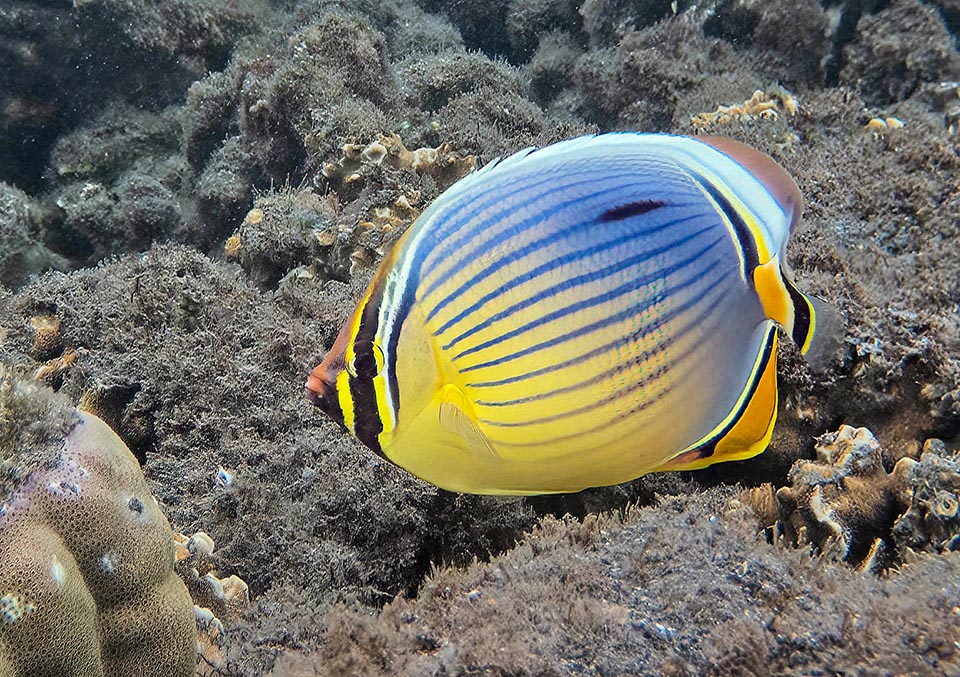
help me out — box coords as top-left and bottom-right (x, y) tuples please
(770, 425), (914, 570)
(0, 183), (63, 290)
(275, 491), (960, 675)
(174, 530), (250, 675)
(46, 105), (186, 264)
(739, 425), (960, 572)
(227, 134), (473, 289)
(892, 438), (960, 558)
(0, 0), (261, 196)
(320, 133), (475, 188)
(0, 0), (959, 673)
(690, 88), (798, 129)
(0, 373), (195, 675)
(840, 0), (960, 106)
(0, 245), (541, 668)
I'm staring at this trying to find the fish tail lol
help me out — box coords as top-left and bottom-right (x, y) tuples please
(753, 256), (843, 372)
(793, 292), (844, 373)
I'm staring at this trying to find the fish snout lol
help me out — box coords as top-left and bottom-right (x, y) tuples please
(305, 362), (342, 418)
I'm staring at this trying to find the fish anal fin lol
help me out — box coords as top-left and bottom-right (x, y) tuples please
(660, 330), (779, 472)
(438, 385), (500, 461)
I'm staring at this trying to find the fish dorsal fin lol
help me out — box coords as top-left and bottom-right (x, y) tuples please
(753, 255), (843, 372)
(659, 326), (779, 472)
(437, 384), (500, 461)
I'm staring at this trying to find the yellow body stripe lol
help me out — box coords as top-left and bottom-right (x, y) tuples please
(753, 257), (794, 332)
(800, 297), (817, 354)
(374, 376), (394, 448)
(336, 370), (355, 432)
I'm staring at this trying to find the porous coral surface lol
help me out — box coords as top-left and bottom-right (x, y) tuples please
(0, 375), (195, 676)
(0, 0), (959, 673)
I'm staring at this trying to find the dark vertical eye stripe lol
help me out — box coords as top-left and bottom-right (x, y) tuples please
(350, 287), (387, 457)
(323, 379), (345, 424)
(599, 199), (665, 221)
(691, 174), (760, 285)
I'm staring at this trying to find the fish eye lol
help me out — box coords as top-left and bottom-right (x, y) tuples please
(347, 340), (385, 379)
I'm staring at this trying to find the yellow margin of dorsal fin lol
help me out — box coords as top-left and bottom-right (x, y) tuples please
(437, 384), (501, 461)
(753, 255), (842, 373)
(659, 326), (778, 472)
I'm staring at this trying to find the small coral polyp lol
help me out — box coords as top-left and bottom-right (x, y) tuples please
(0, 378), (195, 676)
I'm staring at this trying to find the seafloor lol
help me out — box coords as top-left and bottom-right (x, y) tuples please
(1, 0), (959, 674)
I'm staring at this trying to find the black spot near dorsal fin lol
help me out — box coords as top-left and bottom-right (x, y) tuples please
(599, 199), (666, 222)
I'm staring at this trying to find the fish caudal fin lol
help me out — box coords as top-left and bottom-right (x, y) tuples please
(659, 326), (778, 472)
(795, 293), (844, 373)
(753, 257), (843, 372)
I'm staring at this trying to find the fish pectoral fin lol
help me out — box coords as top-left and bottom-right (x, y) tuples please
(659, 326), (779, 472)
(437, 385), (500, 461)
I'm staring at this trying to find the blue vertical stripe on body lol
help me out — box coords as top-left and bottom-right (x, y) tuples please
(458, 253), (728, 374)
(438, 217), (717, 350)
(452, 236), (727, 363)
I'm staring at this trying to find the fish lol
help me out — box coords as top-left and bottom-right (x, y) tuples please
(306, 133), (838, 495)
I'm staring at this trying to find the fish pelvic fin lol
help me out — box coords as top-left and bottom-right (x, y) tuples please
(659, 325), (778, 472)
(753, 255), (843, 372)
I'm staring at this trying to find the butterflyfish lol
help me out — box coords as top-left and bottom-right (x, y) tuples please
(306, 133), (838, 495)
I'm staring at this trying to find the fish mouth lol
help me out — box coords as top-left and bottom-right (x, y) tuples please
(305, 365), (341, 417)
(305, 385), (324, 408)
(305, 371), (330, 404)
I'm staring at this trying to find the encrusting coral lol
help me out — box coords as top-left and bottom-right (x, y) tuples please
(690, 89), (798, 129)
(226, 134), (476, 288)
(320, 133), (476, 188)
(174, 530), (250, 675)
(739, 425), (960, 572)
(0, 371), (196, 676)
